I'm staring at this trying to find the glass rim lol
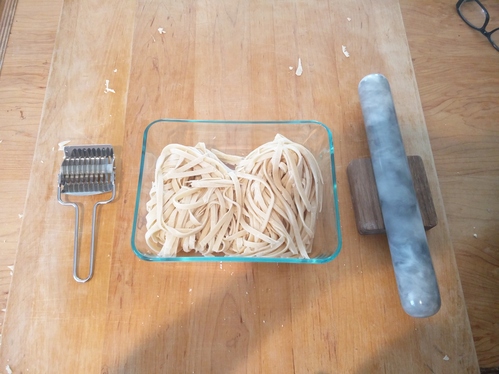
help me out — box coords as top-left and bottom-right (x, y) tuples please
(457, 0), (490, 30)
(486, 28), (499, 50)
(456, 0), (499, 51)
(131, 119), (343, 264)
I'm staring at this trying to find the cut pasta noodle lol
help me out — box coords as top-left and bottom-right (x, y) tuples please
(145, 134), (323, 258)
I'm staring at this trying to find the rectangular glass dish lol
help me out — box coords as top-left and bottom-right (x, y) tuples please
(131, 119), (341, 263)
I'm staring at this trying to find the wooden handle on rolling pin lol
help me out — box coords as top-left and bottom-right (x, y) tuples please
(358, 74), (441, 318)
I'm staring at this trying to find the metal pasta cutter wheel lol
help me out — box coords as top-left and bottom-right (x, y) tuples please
(57, 145), (116, 283)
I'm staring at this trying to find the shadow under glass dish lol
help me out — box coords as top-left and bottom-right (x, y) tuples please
(457, 0), (499, 50)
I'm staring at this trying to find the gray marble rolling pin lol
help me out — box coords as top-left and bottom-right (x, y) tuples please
(358, 74), (441, 318)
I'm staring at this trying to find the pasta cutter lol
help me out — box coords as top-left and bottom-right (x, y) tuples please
(57, 145), (116, 283)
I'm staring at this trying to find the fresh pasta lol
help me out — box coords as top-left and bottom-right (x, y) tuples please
(145, 134), (323, 258)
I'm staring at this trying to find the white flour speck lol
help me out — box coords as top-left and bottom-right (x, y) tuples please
(58, 140), (70, 151)
(342, 45), (350, 57)
(104, 80), (116, 94)
(295, 58), (303, 76)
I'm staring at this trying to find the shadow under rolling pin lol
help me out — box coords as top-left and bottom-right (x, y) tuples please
(357, 74), (441, 318)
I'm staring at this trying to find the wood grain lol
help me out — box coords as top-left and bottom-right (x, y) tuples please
(400, 0), (499, 368)
(0, 0), (18, 70)
(0, 0), (497, 371)
(0, 0), (479, 373)
(1, 1), (133, 372)
(0, 0), (62, 331)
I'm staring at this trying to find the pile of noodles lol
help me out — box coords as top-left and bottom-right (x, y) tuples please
(145, 134), (323, 258)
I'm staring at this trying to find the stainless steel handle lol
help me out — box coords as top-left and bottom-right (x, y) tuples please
(57, 184), (115, 283)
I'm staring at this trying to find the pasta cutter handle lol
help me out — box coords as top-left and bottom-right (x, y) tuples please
(57, 184), (116, 283)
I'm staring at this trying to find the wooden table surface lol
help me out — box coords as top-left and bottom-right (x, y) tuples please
(0, 0), (483, 372)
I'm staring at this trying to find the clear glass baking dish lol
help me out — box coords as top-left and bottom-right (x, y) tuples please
(131, 119), (341, 263)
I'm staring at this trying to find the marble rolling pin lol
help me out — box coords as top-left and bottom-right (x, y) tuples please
(358, 74), (441, 318)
